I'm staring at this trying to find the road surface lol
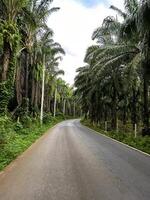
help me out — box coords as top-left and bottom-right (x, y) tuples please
(0, 119), (150, 200)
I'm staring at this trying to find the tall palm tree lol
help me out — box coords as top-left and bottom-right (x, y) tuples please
(75, 0), (148, 133)
(0, 0), (29, 114)
(117, 0), (150, 131)
(0, 0), (29, 81)
(32, 29), (65, 123)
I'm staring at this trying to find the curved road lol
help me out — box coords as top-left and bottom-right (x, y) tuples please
(0, 120), (150, 200)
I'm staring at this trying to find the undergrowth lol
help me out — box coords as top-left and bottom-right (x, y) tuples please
(0, 114), (65, 171)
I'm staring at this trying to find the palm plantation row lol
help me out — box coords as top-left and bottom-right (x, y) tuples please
(75, 0), (150, 135)
(0, 1), (80, 168)
(0, 0), (76, 122)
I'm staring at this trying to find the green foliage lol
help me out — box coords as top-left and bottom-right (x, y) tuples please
(0, 82), (11, 113)
(15, 98), (30, 119)
(20, 116), (33, 128)
(75, 0), (150, 131)
(0, 20), (20, 51)
(0, 0), (76, 173)
(0, 115), (64, 171)
(0, 116), (14, 147)
(43, 113), (53, 124)
(0, 61), (16, 114)
(14, 121), (24, 132)
(56, 112), (65, 118)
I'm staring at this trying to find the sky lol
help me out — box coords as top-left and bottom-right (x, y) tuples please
(48, 0), (124, 85)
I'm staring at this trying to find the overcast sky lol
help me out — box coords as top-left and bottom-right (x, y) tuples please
(48, 0), (124, 85)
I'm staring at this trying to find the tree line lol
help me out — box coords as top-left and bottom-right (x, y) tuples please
(75, 0), (150, 135)
(0, 0), (77, 122)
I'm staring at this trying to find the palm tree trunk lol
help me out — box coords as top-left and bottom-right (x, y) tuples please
(25, 52), (29, 98)
(31, 78), (35, 106)
(104, 105), (108, 121)
(73, 101), (76, 117)
(142, 33), (150, 134)
(111, 87), (117, 130)
(63, 99), (66, 115)
(15, 58), (22, 105)
(123, 107), (127, 125)
(131, 88), (137, 130)
(48, 97), (51, 112)
(53, 88), (57, 117)
(1, 40), (11, 81)
(143, 73), (149, 129)
(35, 81), (38, 108)
(40, 54), (45, 124)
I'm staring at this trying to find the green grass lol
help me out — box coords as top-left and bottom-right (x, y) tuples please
(82, 119), (150, 155)
(0, 116), (65, 171)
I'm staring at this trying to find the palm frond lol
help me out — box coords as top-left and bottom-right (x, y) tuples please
(124, 0), (139, 15)
(110, 5), (127, 19)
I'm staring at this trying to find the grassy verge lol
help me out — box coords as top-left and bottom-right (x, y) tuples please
(0, 116), (65, 171)
(82, 119), (150, 155)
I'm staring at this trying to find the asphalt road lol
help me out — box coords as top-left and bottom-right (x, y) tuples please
(0, 119), (150, 200)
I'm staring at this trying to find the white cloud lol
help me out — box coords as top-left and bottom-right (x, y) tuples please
(48, 0), (124, 85)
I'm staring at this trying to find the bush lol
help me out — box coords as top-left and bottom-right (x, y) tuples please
(0, 116), (13, 128)
(43, 113), (53, 124)
(0, 115), (64, 171)
(14, 121), (23, 132)
(0, 131), (6, 146)
(21, 115), (33, 128)
(56, 112), (65, 118)
(0, 116), (14, 145)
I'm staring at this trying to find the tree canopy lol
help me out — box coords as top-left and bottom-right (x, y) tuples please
(75, 0), (150, 135)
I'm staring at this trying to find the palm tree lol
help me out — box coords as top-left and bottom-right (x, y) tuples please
(33, 29), (65, 123)
(22, 0), (59, 99)
(0, 0), (76, 122)
(75, 0), (148, 133)
(117, 0), (150, 131)
(0, 0), (28, 81)
(0, 0), (69, 119)
(0, 0), (29, 114)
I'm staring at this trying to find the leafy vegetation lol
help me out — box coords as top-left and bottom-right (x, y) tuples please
(75, 0), (150, 137)
(0, 0), (79, 119)
(0, 115), (65, 171)
(0, 0), (150, 169)
(0, 0), (81, 170)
